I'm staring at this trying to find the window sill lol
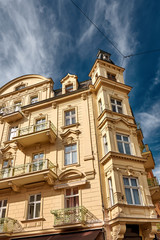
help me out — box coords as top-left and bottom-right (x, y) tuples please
(61, 122), (80, 131)
(62, 163), (80, 170)
(21, 217), (45, 223)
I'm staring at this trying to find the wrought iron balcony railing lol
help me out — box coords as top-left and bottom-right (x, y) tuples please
(0, 217), (23, 233)
(51, 206), (99, 227)
(0, 159), (56, 179)
(15, 121), (56, 137)
(1, 105), (21, 115)
(147, 177), (159, 187)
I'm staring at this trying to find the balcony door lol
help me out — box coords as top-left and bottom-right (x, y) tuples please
(32, 153), (44, 171)
(2, 160), (13, 178)
(9, 126), (18, 140)
(36, 118), (46, 132)
(0, 199), (7, 232)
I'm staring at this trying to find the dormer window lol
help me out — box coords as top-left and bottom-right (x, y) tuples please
(65, 84), (73, 93)
(31, 96), (38, 104)
(107, 73), (116, 81)
(15, 84), (25, 91)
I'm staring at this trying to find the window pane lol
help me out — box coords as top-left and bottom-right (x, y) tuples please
(116, 135), (121, 140)
(0, 201), (2, 208)
(72, 151), (77, 163)
(112, 105), (116, 112)
(65, 153), (70, 165)
(73, 188), (78, 195)
(123, 178), (129, 186)
(65, 118), (70, 126)
(118, 107), (122, 114)
(124, 143), (131, 155)
(73, 196), (79, 207)
(72, 117), (76, 124)
(35, 203), (40, 218)
(132, 189), (140, 205)
(28, 204), (34, 219)
(111, 99), (115, 104)
(72, 144), (77, 151)
(36, 194), (41, 201)
(65, 146), (71, 153)
(123, 136), (129, 142)
(3, 161), (8, 168)
(117, 101), (121, 106)
(118, 142), (124, 153)
(71, 110), (75, 115)
(66, 189), (71, 196)
(30, 195), (34, 202)
(2, 209), (6, 218)
(131, 179), (137, 187)
(125, 188), (133, 204)
(3, 200), (7, 207)
(65, 111), (70, 117)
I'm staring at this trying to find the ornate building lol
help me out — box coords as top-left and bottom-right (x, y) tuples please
(0, 50), (159, 240)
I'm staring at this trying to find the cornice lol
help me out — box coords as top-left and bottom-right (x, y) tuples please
(100, 151), (147, 165)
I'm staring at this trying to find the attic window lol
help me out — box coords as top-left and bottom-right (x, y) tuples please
(107, 73), (116, 81)
(15, 84), (25, 91)
(65, 84), (73, 93)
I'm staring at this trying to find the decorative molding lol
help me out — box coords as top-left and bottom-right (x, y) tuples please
(8, 181), (20, 192)
(54, 179), (87, 190)
(111, 223), (126, 240)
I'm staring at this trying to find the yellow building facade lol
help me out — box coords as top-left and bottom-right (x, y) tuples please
(0, 50), (159, 240)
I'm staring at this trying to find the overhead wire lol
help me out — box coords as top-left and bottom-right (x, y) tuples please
(70, 0), (160, 60)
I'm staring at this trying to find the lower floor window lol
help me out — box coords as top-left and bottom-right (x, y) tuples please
(28, 194), (41, 219)
(65, 188), (79, 208)
(123, 177), (141, 205)
(65, 144), (77, 165)
(0, 200), (7, 218)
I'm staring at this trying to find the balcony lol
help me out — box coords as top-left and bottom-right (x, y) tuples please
(148, 177), (160, 204)
(51, 206), (99, 229)
(142, 144), (155, 170)
(12, 121), (56, 147)
(0, 159), (57, 191)
(1, 106), (23, 123)
(0, 217), (23, 236)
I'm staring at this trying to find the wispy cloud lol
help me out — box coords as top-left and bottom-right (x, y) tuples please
(77, 0), (138, 59)
(136, 101), (160, 139)
(0, 0), (73, 86)
(150, 59), (160, 91)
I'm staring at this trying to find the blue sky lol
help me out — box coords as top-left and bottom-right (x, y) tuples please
(0, 0), (160, 178)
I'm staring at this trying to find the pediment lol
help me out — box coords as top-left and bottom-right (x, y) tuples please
(60, 129), (81, 139)
(60, 73), (78, 83)
(59, 169), (85, 181)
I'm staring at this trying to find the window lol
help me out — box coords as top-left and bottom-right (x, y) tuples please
(27, 194), (41, 219)
(107, 73), (116, 81)
(36, 118), (46, 131)
(116, 134), (131, 155)
(2, 159), (13, 178)
(108, 178), (114, 206)
(14, 102), (21, 111)
(65, 188), (79, 208)
(98, 99), (103, 114)
(15, 85), (25, 91)
(123, 177), (141, 205)
(64, 144), (77, 165)
(111, 98), (122, 114)
(32, 153), (44, 171)
(65, 84), (73, 93)
(0, 200), (7, 218)
(103, 134), (108, 155)
(31, 96), (38, 104)
(9, 126), (18, 140)
(65, 109), (76, 126)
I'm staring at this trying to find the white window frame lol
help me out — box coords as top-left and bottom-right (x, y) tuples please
(0, 200), (7, 218)
(27, 194), (41, 220)
(116, 134), (131, 155)
(111, 98), (122, 114)
(64, 143), (77, 166)
(123, 177), (141, 205)
(9, 126), (18, 140)
(98, 99), (103, 114)
(65, 188), (79, 208)
(14, 101), (22, 111)
(65, 109), (76, 126)
(108, 178), (114, 206)
(103, 134), (108, 155)
(31, 96), (38, 104)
